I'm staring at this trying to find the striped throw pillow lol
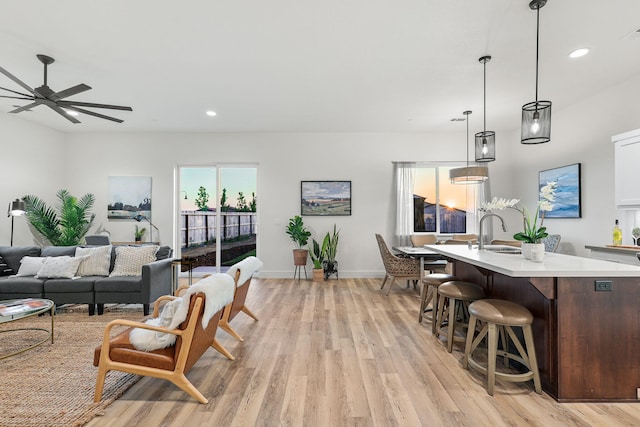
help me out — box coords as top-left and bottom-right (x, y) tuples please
(76, 245), (112, 276)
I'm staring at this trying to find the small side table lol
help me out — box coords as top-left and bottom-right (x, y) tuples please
(171, 259), (193, 295)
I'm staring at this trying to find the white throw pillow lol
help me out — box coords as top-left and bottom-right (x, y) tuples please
(16, 256), (47, 276)
(36, 256), (86, 279)
(109, 245), (159, 277)
(75, 245), (112, 276)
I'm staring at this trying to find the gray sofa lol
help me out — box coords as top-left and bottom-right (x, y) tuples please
(0, 245), (173, 315)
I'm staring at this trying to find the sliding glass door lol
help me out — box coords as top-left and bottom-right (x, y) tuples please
(177, 165), (257, 274)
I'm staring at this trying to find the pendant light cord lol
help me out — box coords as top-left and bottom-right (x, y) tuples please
(483, 60), (487, 133)
(535, 5), (540, 103)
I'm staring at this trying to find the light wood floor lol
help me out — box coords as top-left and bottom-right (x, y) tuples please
(87, 278), (640, 427)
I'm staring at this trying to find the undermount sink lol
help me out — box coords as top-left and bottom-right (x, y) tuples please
(481, 244), (522, 254)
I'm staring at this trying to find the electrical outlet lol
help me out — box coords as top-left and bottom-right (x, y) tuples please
(594, 280), (613, 291)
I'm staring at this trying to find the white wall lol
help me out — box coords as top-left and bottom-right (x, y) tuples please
(488, 72), (640, 256)
(64, 131), (465, 277)
(0, 115), (66, 246)
(8, 71), (640, 273)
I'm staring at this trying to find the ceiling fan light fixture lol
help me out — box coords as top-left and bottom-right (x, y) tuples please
(521, 0), (552, 144)
(0, 54), (132, 124)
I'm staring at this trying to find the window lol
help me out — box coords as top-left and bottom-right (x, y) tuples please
(413, 165), (480, 234)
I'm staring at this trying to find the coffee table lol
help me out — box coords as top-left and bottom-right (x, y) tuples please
(0, 298), (55, 359)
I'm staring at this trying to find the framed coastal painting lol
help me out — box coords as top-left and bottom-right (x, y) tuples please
(107, 176), (152, 219)
(538, 163), (581, 218)
(301, 181), (352, 216)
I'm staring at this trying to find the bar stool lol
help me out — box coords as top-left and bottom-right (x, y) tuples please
(463, 299), (541, 395)
(419, 273), (457, 326)
(435, 281), (485, 352)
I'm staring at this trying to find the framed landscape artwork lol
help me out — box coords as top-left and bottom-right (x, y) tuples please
(301, 181), (352, 216)
(107, 176), (152, 219)
(538, 163), (581, 218)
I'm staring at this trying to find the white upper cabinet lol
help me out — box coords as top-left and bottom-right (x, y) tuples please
(614, 128), (640, 208)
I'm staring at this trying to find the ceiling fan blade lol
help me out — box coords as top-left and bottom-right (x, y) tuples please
(58, 100), (132, 111)
(9, 102), (40, 113)
(0, 95), (34, 101)
(64, 105), (123, 123)
(0, 65), (38, 97)
(48, 104), (81, 124)
(52, 83), (91, 101)
(0, 85), (33, 98)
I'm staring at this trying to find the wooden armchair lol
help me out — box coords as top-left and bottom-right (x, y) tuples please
(93, 292), (229, 404)
(375, 233), (421, 295)
(218, 268), (259, 342)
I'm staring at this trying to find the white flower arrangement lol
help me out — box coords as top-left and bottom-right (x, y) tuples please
(481, 181), (557, 243)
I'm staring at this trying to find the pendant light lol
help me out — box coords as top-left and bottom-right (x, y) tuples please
(521, 0), (551, 144)
(450, 111), (489, 184)
(475, 55), (496, 162)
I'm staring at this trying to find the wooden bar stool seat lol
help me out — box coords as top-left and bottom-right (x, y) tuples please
(463, 299), (542, 396)
(419, 273), (457, 325)
(435, 281), (485, 352)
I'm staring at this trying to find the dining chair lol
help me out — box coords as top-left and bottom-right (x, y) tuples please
(541, 234), (561, 252)
(375, 234), (421, 295)
(410, 234), (438, 246)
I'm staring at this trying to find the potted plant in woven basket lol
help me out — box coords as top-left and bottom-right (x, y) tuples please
(286, 215), (311, 269)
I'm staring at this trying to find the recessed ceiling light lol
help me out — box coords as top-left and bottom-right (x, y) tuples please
(65, 109), (79, 116)
(206, 110), (217, 117)
(569, 48), (589, 59)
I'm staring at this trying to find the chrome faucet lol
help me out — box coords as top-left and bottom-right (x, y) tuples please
(478, 213), (507, 250)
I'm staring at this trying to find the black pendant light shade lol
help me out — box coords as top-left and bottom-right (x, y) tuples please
(522, 0), (551, 144)
(475, 55), (495, 162)
(475, 131), (496, 162)
(522, 100), (551, 144)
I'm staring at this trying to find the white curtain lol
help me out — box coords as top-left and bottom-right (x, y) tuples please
(394, 162), (415, 246)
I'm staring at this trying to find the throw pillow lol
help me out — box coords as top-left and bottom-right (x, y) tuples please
(75, 245), (112, 276)
(0, 255), (13, 276)
(16, 256), (47, 276)
(36, 256), (86, 279)
(109, 245), (159, 277)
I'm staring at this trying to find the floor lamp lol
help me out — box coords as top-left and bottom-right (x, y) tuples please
(133, 214), (160, 244)
(7, 199), (26, 246)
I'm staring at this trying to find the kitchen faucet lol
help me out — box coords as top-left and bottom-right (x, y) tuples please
(478, 213), (507, 250)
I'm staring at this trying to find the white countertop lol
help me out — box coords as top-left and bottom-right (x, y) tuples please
(425, 244), (640, 278)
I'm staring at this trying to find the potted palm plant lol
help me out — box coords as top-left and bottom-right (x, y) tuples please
(321, 224), (340, 280)
(23, 189), (96, 246)
(286, 215), (311, 269)
(309, 238), (325, 281)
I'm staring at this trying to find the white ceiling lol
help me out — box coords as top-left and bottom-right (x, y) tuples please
(1, 0), (639, 134)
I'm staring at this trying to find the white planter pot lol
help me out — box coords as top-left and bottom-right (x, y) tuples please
(522, 243), (545, 262)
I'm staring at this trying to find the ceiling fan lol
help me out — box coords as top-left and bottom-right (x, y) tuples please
(0, 54), (132, 124)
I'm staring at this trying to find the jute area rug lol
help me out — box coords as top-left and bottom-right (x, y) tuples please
(0, 304), (148, 427)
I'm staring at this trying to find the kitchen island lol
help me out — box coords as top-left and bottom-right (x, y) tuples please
(425, 244), (640, 402)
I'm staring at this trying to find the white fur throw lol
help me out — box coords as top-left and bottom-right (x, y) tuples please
(225, 256), (263, 287)
(129, 273), (235, 351)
